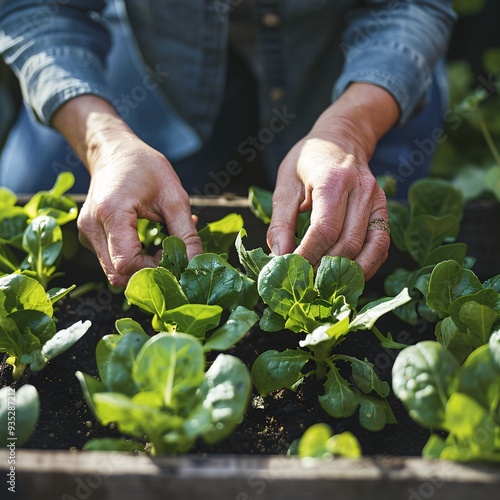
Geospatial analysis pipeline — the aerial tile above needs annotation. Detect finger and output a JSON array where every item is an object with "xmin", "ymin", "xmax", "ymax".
[
  {"xmin": 293, "ymin": 182, "xmax": 348, "ymax": 266},
  {"xmin": 355, "ymin": 210, "xmax": 391, "ymax": 280},
  {"xmin": 267, "ymin": 179, "xmax": 303, "ymax": 256},
  {"xmin": 157, "ymin": 190, "xmax": 203, "ymax": 260},
  {"xmin": 78, "ymin": 205, "xmax": 146, "ymax": 286},
  {"xmin": 103, "ymin": 208, "xmax": 157, "ymax": 286}
]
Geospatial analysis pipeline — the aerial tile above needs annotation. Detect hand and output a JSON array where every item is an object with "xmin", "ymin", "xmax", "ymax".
[
  {"xmin": 53, "ymin": 96, "xmax": 202, "ymax": 287},
  {"xmin": 267, "ymin": 83, "xmax": 399, "ymax": 280}
]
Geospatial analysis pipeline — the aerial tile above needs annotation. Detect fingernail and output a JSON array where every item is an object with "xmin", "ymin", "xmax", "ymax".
[{"xmin": 271, "ymin": 244, "xmax": 280, "ymax": 256}]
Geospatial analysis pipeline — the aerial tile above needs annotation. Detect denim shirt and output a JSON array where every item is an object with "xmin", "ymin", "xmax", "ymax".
[{"xmin": 0, "ymin": 0, "xmax": 456, "ymax": 176}]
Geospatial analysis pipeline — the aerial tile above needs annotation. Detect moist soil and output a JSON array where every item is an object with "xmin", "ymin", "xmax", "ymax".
[{"xmin": 0, "ymin": 245, "xmax": 434, "ymax": 457}]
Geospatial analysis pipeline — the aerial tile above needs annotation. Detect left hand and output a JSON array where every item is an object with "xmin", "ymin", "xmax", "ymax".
[{"xmin": 267, "ymin": 83, "xmax": 399, "ymax": 280}]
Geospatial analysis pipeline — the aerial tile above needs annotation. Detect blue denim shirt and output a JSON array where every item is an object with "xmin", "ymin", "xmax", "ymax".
[{"xmin": 0, "ymin": 0, "xmax": 456, "ymax": 188}]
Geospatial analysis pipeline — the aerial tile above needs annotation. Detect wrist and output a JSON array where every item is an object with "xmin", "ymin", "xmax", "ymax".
[
  {"xmin": 312, "ymin": 83, "xmax": 400, "ymax": 160},
  {"xmin": 52, "ymin": 95, "xmax": 134, "ymax": 174}
]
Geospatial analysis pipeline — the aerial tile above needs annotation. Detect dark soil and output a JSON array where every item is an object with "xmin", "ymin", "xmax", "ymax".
[{"xmin": 0, "ymin": 239, "xmax": 435, "ymax": 457}]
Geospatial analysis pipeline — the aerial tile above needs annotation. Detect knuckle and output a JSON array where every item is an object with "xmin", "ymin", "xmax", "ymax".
[{"xmin": 339, "ymin": 238, "xmax": 364, "ymax": 259}]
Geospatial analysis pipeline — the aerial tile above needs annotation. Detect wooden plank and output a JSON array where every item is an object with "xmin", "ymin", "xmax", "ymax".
[{"xmin": 2, "ymin": 450, "xmax": 500, "ymax": 500}]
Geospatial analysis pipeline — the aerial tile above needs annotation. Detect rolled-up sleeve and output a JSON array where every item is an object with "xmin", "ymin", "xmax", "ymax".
[
  {"xmin": 0, "ymin": 0, "xmax": 112, "ymax": 125},
  {"xmin": 333, "ymin": 0, "xmax": 456, "ymax": 124}
]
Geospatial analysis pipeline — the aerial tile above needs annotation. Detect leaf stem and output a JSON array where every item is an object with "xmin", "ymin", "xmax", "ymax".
[
  {"xmin": 371, "ymin": 325, "xmax": 409, "ymax": 350},
  {"xmin": 476, "ymin": 108, "xmax": 500, "ymax": 168}
]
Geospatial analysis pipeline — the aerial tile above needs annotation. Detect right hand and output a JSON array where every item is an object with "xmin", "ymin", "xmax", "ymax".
[
  {"xmin": 52, "ymin": 95, "xmax": 202, "ymax": 287},
  {"xmin": 77, "ymin": 131, "xmax": 202, "ymax": 287}
]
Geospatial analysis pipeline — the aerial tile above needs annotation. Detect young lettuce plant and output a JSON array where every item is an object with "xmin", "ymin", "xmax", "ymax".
[
  {"xmin": 289, "ymin": 423, "xmax": 362, "ymax": 459},
  {"xmin": 241, "ymin": 243, "xmax": 411, "ymax": 431},
  {"xmin": 0, "ymin": 172, "xmax": 78, "ymax": 286},
  {"xmin": 393, "ymin": 332, "xmax": 500, "ymax": 462},
  {"xmin": 384, "ymin": 178, "xmax": 469, "ymax": 325},
  {"xmin": 424, "ymin": 259, "xmax": 500, "ymax": 362},
  {"xmin": 77, "ymin": 320, "xmax": 251, "ymax": 454},
  {"xmin": 124, "ymin": 235, "xmax": 259, "ymax": 349},
  {"xmin": 0, "ymin": 273, "xmax": 90, "ymax": 379}
]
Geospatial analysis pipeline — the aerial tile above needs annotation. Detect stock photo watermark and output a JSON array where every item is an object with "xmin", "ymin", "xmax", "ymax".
[{"xmin": 5, "ymin": 387, "xmax": 16, "ymax": 494}]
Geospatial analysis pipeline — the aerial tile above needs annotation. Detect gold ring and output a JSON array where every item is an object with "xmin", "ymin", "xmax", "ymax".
[{"xmin": 367, "ymin": 218, "xmax": 390, "ymax": 234}]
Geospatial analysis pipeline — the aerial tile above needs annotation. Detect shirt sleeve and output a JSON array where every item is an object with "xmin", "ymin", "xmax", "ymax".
[
  {"xmin": 0, "ymin": 0, "xmax": 112, "ymax": 125},
  {"xmin": 333, "ymin": 0, "xmax": 457, "ymax": 124}
]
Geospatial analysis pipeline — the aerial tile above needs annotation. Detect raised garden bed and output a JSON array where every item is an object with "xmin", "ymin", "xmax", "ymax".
[{"xmin": 2, "ymin": 187, "xmax": 500, "ymax": 498}]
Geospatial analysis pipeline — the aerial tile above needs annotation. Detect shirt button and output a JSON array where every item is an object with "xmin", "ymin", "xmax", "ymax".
[
  {"xmin": 261, "ymin": 12, "xmax": 282, "ymax": 28},
  {"xmin": 268, "ymin": 87, "xmax": 285, "ymax": 102}
]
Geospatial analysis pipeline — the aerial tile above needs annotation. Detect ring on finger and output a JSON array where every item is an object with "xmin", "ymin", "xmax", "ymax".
[{"xmin": 367, "ymin": 218, "xmax": 390, "ymax": 234}]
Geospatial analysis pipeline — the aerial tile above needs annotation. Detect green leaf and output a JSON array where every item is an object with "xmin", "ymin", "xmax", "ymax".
[
  {"xmin": 445, "ymin": 393, "xmax": 496, "ymax": 451},
  {"xmin": 0, "ymin": 187, "xmax": 17, "ymax": 208},
  {"xmin": 358, "ymin": 394, "xmax": 390, "ymax": 431},
  {"xmin": 0, "ymin": 317, "xmax": 24, "ymax": 361},
  {"xmin": 422, "ymin": 434, "xmax": 447, "ymax": 459},
  {"xmin": 0, "ymin": 385, "xmax": 40, "ymax": 446},
  {"xmin": 297, "ymin": 423, "xmax": 333, "ymax": 458},
  {"xmin": 258, "ymin": 254, "xmax": 316, "ymax": 317},
  {"xmin": 114, "ymin": 318, "xmax": 149, "ymax": 337},
  {"xmin": 349, "ymin": 288, "xmax": 411, "ymax": 331},
  {"xmin": 203, "ymin": 306, "xmax": 259, "ymax": 352},
  {"xmin": 101, "ymin": 331, "xmax": 150, "ymax": 395},
  {"xmin": 158, "ymin": 236, "xmax": 188, "ymax": 280},
  {"xmin": 458, "ymin": 344, "xmax": 500, "ymax": 411},
  {"xmin": 7, "ymin": 310, "xmax": 55, "ymax": 344},
  {"xmin": 0, "ymin": 206, "xmax": 28, "ymax": 244},
  {"xmin": 125, "ymin": 267, "xmax": 188, "ymax": 319},
  {"xmin": 326, "ymin": 431, "xmax": 362, "ymax": 458},
  {"xmin": 409, "ymin": 178, "xmax": 463, "ymax": 220},
  {"xmin": 297, "ymin": 423, "xmax": 361, "ymax": 458},
  {"xmin": 314, "ymin": 256, "xmax": 364, "ymax": 308},
  {"xmin": 92, "ymin": 392, "xmax": 182, "ymax": 440},
  {"xmin": 387, "ymin": 200, "xmax": 410, "ymax": 252},
  {"xmin": 235, "ymin": 229, "xmax": 272, "ymax": 281},
  {"xmin": 180, "ymin": 253, "xmax": 244, "ymax": 310},
  {"xmin": 160, "ymin": 304, "xmax": 223, "ymax": 339},
  {"xmin": 40, "ymin": 320, "xmax": 91, "ymax": 362},
  {"xmin": 251, "ymin": 349, "xmax": 309, "ymax": 396},
  {"xmin": 426, "ymin": 260, "xmax": 483, "ymax": 317},
  {"xmin": 133, "ymin": 333, "xmax": 205, "ymax": 409},
  {"xmin": 483, "ymin": 275, "xmax": 500, "ymax": 293},
  {"xmin": 285, "ymin": 301, "xmax": 323, "ymax": 334},
  {"xmin": 342, "ymin": 356, "xmax": 390, "ymax": 398},
  {"xmin": 248, "ymin": 186, "xmax": 272, "ymax": 224},
  {"xmin": 405, "ymin": 214, "xmax": 460, "ymax": 266},
  {"xmin": 46, "ymin": 285, "xmax": 76, "ymax": 304},
  {"xmin": 259, "ymin": 307, "xmax": 286, "ymax": 332},
  {"xmin": 299, "ymin": 309, "xmax": 351, "ymax": 348},
  {"xmin": 318, "ymin": 366, "xmax": 359, "ymax": 418},
  {"xmin": 0, "ymin": 273, "xmax": 53, "ymax": 317},
  {"xmin": 0, "ymin": 241, "xmax": 19, "ymax": 274},
  {"xmin": 23, "ymin": 172, "xmax": 78, "ymax": 225},
  {"xmin": 198, "ymin": 213, "xmax": 244, "ymax": 254},
  {"xmin": 458, "ymin": 301, "xmax": 499, "ymax": 347},
  {"xmin": 22, "ymin": 215, "xmax": 63, "ymax": 269},
  {"xmin": 435, "ymin": 317, "xmax": 474, "ymax": 363},
  {"xmin": 200, "ymin": 354, "xmax": 252, "ymax": 444},
  {"xmin": 75, "ymin": 371, "xmax": 106, "ymax": 415},
  {"xmin": 422, "ymin": 243, "xmax": 467, "ymax": 268},
  {"xmin": 449, "ymin": 289, "xmax": 500, "ymax": 335},
  {"xmin": 392, "ymin": 341, "xmax": 460, "ymax": 429}
]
